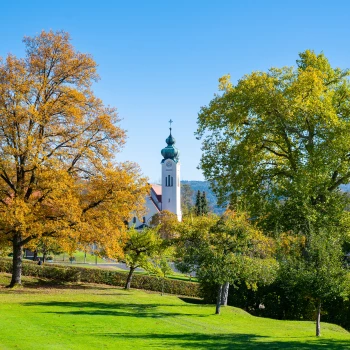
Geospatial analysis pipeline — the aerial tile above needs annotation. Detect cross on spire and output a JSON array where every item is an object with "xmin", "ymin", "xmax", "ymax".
[{"xmin": 169, "ymin": 119, "xmax": 173, "ymax": 128}]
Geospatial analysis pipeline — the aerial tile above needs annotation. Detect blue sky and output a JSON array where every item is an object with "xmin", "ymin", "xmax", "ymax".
[{"xmin": 1, "ymin": 0, "xmax": 350, "ymax": 181}]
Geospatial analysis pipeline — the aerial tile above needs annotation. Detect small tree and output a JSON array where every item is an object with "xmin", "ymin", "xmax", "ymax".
[
  {"xmin": 175, "ymin": 211, "xmax": 277, "ymax": 314},
  {"xmin": 279, "ymin": 229, "xmax": 349, "ymax": 337},
  {"xmin": 149, "ymin": 211, "xmax": 178, "ymax": 239},
  {"xmin": 152, "ymin": 245, "xmax": 174, "ymax": 295},
  {"xmin": 123, "ymin": 227, "xmax": 162, "ymax": 289}
]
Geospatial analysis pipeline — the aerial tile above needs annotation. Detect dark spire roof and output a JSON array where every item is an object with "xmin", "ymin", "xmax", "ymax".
[{"xmin": 161, "ymin": 121, "xmax": 180, "ymax": 163}]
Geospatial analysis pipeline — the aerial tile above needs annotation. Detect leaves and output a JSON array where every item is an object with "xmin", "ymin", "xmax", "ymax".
[
  {"xmin": 0, "ymin": 31, "xmax": 149, "ymax": 262},
  {"xmin": 196, "ymin": 50, "xmax": 350, "ymax": 233}
]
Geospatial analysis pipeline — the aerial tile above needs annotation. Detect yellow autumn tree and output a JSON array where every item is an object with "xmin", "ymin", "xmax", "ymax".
[{"xmin": 0, "ymin": 30, "xmax": 149, "ymax": 287}]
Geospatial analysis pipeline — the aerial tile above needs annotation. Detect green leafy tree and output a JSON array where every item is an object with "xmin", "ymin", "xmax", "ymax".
[
  {"xmin": 149, "ymin": 210, "xmax": 178, "ymax": 239},
  {"xmin": 278, "ymin": 229, "xmax": 349, "ymax": 337},
  {"xmin": 196, "ymin": 50, "xmax": 350, "ymax": 233},
  {"xmin": 152, "ymin": 245, "xmax": 175, "ymax": 295},
  {"xmin": 175, "ymin": 211, "xmax": 277, "ymax": 314},
  {"xmin": 123, "ymin": 227, "xmax": 162, "ymax": 289}
]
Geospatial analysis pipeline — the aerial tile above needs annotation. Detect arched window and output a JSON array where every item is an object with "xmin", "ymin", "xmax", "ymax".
[{"xmin": 165, "ymin": 175, "xmax": 174, "ymax": 187}]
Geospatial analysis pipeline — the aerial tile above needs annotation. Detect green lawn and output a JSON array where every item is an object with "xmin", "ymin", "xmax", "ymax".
[{"xmin": 0, "ymin": 273, "xmax": 349, "ymax": 350}]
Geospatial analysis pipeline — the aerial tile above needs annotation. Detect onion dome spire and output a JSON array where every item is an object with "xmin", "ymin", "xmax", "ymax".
[{"xmin": 161, "ymin": 119, "xmax": 180, "ymax": 162}]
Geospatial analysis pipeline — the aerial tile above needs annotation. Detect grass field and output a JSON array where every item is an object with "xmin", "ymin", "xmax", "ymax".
[{"xmin": 0, "ymin": 273, "xmax": 349, "ymax": 350}]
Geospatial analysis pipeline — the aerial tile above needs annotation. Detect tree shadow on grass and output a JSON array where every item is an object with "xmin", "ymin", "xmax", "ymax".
[
  {"xmin": 97, "ymin": 332, "xmax": 350, "ymax": 350},
  {"xmin": 0, "ymin": 275, "xmax": 126, "ymax": 293},
  {"xmin": 179, "ymin": 297, "xmax": 206, "ymax": 304},
  {"xmin": 22, "ymin": 300, "xmax": 205, "ymax": 318}
]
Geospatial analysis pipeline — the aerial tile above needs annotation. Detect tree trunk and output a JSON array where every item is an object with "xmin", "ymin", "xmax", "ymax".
[
  {"xmin": 316, "ymin": 300, "xmax": 321, "ymax": 337},
  {"xmin": 216, "ymin": 284, "xmax": 223, "ymax": 314},
  {"xmin": 221, "ymin": 282, "xmax": 230, "ymax": 306},
  {"xmin": 125, "ymin": 267, "xmax": 136, "ymax": 290},
  {"xmin": 84, "ymin": 251, "xmax": 86, "ymax": 264},
  {"xmin": 9, "ymin": 234, "xmax": 23, "ymax": 287}
]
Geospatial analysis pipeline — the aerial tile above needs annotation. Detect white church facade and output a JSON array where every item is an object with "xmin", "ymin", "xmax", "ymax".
[{"xmin": 131, "ymin": 122, "xmax": 182, "ymax": 229}]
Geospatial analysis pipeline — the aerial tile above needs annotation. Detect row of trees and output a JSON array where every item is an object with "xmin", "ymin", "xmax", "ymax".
[
  {"xmin": 195, "ymin": 50, "xmax": 350, "ymax": 336},
  {"xmin": 181, "ymin": 183, "xmax": 209, "ymax": 216}
]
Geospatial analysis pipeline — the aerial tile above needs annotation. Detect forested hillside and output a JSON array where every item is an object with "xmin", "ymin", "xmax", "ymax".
[{"xmin": 181, "ymin": 180, "xmax": 225, "ymax": 214}]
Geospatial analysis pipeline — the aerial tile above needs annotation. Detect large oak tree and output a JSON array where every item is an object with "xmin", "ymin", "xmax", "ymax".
[
  {"xmin": 196, "ymin": 51, "xmax": 350, "ymax": 233},
  {"xmin": 0, "ymin": 31, "xmax": 149, "ymax": 287}
]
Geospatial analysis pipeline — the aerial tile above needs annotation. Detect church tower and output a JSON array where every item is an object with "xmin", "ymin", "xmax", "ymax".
[{"xmin": 161, "ymin": 120, "xmax": 182, "ymax": 221}]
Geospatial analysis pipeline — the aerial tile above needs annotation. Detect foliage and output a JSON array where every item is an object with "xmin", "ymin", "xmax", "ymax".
[
  {"xmin": 199, "ymin": 230, "xmax": 350, "ymax": 332},
  {"xmin": 194, "ymin": 190, "xmax": 210, "ymax": 216},
  {"xmin": 124, "ymin": 227, "xmax": 161, "ymax": 270},
  {"xmin": 196, "ymin": 50, "xmax": 350, "ymax": 233},
  {"xmin": 123, "ymin": 226, "xmax": 173, "ymax": 289},
  {"xmin": 181, "ymin": 180, "xmax": 225, "ymax": 215},
  {"xmin": 277, "ymin": 229, "xmax": 350, "ymax": 336},
  {"xmin": 175, "ymin": 211, "xmax": 278, "ymax": 313},
  {"xmin": 195, "ymin": 190, "xmax": 202, "ymax": 216},
  {"xmin": 0, "ymin": 30, "xmax": 149, "ymax": 286},
  {"xmin": 181, "ymin": 183, "xmax": 194, "ymax": 216},
  {"xmin": 149, "ymin": 210, "xmax": 178, "ymax": 239}
]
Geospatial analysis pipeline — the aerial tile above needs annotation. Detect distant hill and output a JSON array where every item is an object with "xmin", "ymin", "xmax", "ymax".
[
  {"xmin": 181, "ymin": 182, "xmax": 350, "ymax": 215},
  {"xmin": 181, "ymin": 180, "xmax": 226, "ymax": 215}
]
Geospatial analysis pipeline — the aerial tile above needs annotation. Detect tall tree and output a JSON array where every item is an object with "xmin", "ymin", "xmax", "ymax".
[
  {"xmin": 201, "ymin": 191, "xmax": 209, "ymax": 215},
  {"xmin": 181, "ymin": 183, "xmax": 194, "ymax": 216},
  {"xmin": 195, "ymin": 190, "xmax": 202, "ymax": 216},
  {"xmin": 196, "ymin": 50, "xmax": 350, "ymax": 233},
  {"xmin": 0, "ymin": 31, "xmax": 149, "ymax": 287}
]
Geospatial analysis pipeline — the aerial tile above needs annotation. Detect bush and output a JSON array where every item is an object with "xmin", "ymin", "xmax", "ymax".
[
  {"xmin": 0, "ymin": 258, "xmax": 200, "ymax": 297},
  {"xmin": 199, "ymin": 277, "xmax": 350, "ymax": 331}
]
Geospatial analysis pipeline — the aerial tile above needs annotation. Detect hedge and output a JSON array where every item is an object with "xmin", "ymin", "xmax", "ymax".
[{"xmin": 0, "ymin": 258, "xmax": 200, "ymax": 297}]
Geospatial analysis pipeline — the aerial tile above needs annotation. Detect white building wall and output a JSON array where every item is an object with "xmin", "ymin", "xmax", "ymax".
[
  {"xmin": 161, "ymin": 159, "xmax": 182, "ymax": 221},
  {"xmin": 130, "ymin": 196, "xmax": 160, "ymax": 228}
]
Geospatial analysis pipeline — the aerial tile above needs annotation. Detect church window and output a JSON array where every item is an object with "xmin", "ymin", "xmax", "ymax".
[
  {"xmin": 143, "ymin": 217, "xmax": 146, "ymax": 223},
  {"xmin": 165, "ymin": 175, "xmax": 173, "ymax": 187},
  {"xmin": 133, "ymin": 217, "xmax": 136, "ymax": 224}
]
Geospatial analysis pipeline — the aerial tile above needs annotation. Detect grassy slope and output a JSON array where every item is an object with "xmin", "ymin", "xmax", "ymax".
[{"xmin": 0, "ymin": 273, "xmax": 349, "ymax": 350}]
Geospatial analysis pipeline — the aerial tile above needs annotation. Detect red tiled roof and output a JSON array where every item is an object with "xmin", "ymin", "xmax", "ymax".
[
  {"xmin": 150, "ymin": 184, "xmax": 162, "ymax": 195},
  {"xmin": 150, "ymin": 184, "xmax": 162, "ymax": 204}
]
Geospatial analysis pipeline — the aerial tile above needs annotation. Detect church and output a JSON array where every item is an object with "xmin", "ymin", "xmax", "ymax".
[{"xmin": 131, "ymin": 121, "xmax": 182, "ymax": 229}]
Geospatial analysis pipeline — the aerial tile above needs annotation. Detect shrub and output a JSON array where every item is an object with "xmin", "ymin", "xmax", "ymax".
[
  {"xmin": 0, "ymin": 258, "xmax": 200, "ymax": 297},
  {"xmin": 199, "ymin": 276, "xmax": 350, "ymax": 331}
]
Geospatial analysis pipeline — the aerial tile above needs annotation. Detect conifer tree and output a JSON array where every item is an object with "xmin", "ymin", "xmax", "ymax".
[
  {"xmin": 201, "ymin": 191, "xmax": 209, "ymax": 215},
  {"xmin": 195, "ymin": 190, "xmax": 202, "ymax": 216}
]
